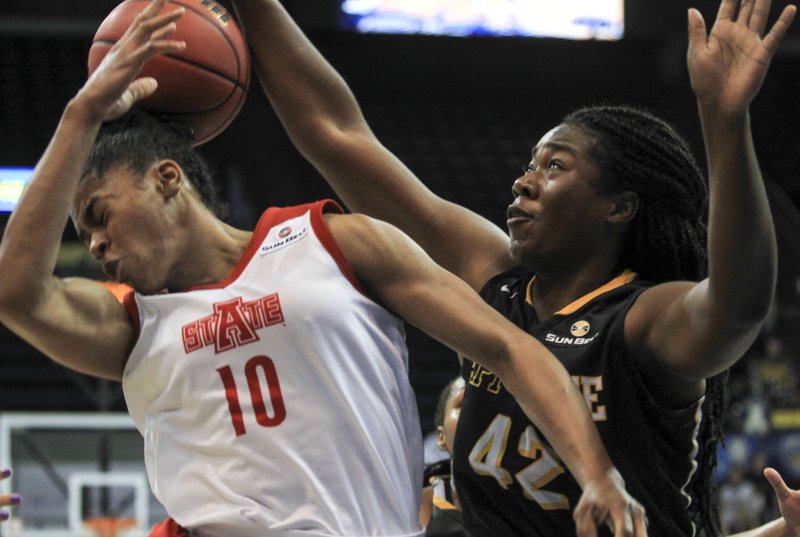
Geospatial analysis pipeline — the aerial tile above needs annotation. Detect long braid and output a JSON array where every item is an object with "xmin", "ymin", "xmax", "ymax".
[{"xmin": 563, "ymin": 105, "xmax": 726, "ymax": 536}]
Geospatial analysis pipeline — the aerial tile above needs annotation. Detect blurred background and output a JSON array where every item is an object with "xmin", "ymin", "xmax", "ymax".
[{"xmin": 2, "ymin": 0, "xmax": 800, "ymax": 534}]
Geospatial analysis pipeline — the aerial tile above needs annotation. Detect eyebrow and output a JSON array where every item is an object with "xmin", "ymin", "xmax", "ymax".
[{"xmin": 532, "ymin": 141, "xmax": 578, "ymax": 159}]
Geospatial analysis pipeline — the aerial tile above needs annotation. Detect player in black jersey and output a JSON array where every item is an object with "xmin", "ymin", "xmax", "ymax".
[
  {"xmin": 421, "ymin": 377, "xmax": 467, "ymax": 537},
  {"xmin": 236, "ymin": 0, "xmax": 793, "ymax": 534}
]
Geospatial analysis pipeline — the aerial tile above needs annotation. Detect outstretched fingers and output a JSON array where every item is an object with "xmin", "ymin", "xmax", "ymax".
[
  {"xmin": 87, "ymin": 0, "xmax": 186, "ymax": 120},
  {"xmin": 123, "ymin": 4, "xmax": 186, "ymax": 59},
  {"xmin": 762, "ymin": 4, "xmax": 797, "ymax": 53},
  {"xmin": 717, "ymin": 0, "xmax": 741, "ymax": 23},
  {"xmin": 737, "ymin": 0, "xmax": 758, "ymax": 26},
  {"xmin": 688, "ymin": 8, "xmax": 709, "ymax": 51},
  {"xmin": 747, "ymin": 0, "xmax": 773, "ymax": 34}
]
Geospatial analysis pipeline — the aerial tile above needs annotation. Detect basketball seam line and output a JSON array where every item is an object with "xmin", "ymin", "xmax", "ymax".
[{"xmin": 92, "ymin": 40, "xmax": 247, "ymax": 90}]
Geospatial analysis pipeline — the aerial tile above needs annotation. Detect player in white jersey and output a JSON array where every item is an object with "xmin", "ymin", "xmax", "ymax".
[{"xmin": 0, "ymin": 1, "xmax": 646, "ymax": 535}]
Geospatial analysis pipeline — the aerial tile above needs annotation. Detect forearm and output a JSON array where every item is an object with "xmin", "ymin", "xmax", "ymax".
[
  {"xmin": 698, "ymin": 104, "xmax": 777, "ymax": 324},
  {"xmin": 499, "ymin": 335, "xmax": 614, "ymax": 488},
  {"xmin": 730, "ymin": 518, "xmax": 793, "ymax": 537},
  {"xmin": 232, "ymin": 0, "xmax": 366, "ymax": 147},
  {"xmin": 0, "ymin": 100, "xmax": 101, "ymax": 308}
]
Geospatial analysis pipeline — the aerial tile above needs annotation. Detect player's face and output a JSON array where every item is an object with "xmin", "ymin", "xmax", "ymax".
[
  {"xmin": 507, "ymin": 124, "xmax": 614, "ymax": 271},
  {"xmin": 72, "ymin": 164, "xmax": 181, "ymax": 295}
]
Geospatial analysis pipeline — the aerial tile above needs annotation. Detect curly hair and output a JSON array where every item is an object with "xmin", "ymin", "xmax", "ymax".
[
  {"xmin": 82, "ymin": 109, "xmax": 229, "ymax": 219},
  {"xmin": 562, "ymin": 105, "xmax": 726, "ymax": 536}
]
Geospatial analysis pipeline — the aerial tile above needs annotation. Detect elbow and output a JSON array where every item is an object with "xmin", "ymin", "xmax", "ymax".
[
  {"xmin": 481, "ymin": 332, "xmax": 533, "ymax": 387},
  {"xmin": 722, "ymin": 287, "xmax": 775, "ymax": 329}
]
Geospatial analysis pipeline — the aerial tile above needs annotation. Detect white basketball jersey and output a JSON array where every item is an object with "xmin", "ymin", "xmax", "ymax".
[{"xmin": 122, "ymin": 201, "xmax": 424, "ymax": 537}]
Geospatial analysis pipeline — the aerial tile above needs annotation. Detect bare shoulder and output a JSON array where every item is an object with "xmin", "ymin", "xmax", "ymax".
[
  {"xmin": 625, "ymin": 281, "xmax": 697, "ymax": 333},
  {"xmin": 322, "ymin": 212, "xmax": 513, "ymax": 292},
  {"xmin": 322, "ymin": 212, "xmax": 424, "ymax": 274}
]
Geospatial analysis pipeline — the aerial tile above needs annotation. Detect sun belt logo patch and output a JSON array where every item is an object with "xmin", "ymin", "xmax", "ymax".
[
  {"xmin": 571, "ymin": 320, "xmax": 590, "ymax": 337},
  {"xmin": 259, "ymin": 217, "xmax": 310, "ymax": 256}
]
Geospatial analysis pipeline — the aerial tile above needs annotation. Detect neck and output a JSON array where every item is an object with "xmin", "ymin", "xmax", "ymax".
[
  {"xmin": 168, "ymin": 207, "xmax": 253, "ymax": 291},
  {"xmin": 528, "ymin": 257, "xmax": 621, "ymax": 321}
]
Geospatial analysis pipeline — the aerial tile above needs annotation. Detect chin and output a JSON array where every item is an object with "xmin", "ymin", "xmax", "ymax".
[{"xmin": 508, "ymin": 242, "xmax": 530, "ymax": 266}]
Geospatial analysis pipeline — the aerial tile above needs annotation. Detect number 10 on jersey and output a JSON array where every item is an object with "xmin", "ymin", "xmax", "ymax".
[{"xmin": 217, "ymin": 355, "xmax": 287, "ymax": 436}]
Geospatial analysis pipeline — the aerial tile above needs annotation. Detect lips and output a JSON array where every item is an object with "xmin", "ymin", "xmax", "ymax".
[{"xmin": 507, "ymin": 205, "xmax": 534, "ymax": 224}]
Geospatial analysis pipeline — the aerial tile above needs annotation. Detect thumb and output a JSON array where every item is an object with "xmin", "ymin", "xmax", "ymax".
[
  {"xmin": 765, "ymin": 467, "xmax": 791, "ymax": 501},
  {"xmin": 687, "ymin": 8, "xmax": 708, "ymax": 51},
  {"xmin": 128, "ymin": 77, "xmax": 158, "ymax": 103},
  {"xmin": 103, "ymin": 78, "xmax": 158, "ymax": 122}
]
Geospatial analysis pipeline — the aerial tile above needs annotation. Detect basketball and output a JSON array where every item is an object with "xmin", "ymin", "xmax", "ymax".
[{"xmin": 88, "ymin": 0, "xmax": 250, "ymax": 145}]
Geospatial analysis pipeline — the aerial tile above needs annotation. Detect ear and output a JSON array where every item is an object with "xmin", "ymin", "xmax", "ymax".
[
  {"xmin": 435, "ymin": 426, "xmax": 447, "ymax": 452},
  {"xmin": 154, "ymin": 160, "xmax": 185, "ymax": 199},
  {"xmin": 607, "ymin": 191, "xmax": 639, "ymax": 224}
]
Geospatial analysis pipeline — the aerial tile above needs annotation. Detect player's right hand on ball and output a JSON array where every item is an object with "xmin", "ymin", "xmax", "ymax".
[
  {"xmin": 573, "ymin": 468, "xmax": 648, "ymax": 537},
  {"xmin": 75, "ymin": 0, "xmax": 186, "ymax": 122}
]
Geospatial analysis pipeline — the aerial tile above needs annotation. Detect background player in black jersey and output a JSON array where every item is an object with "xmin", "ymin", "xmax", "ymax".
[
  {"xmin": 233, "ymin": 0, "xmax": 794, "ymax": 534},
  {"xmin": 421, "ymin": 377, "xmax": 466, "ymax": 537}
]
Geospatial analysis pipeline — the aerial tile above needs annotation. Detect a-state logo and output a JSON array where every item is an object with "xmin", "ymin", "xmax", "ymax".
[{"xmin": 182, "ymin": 293, "xmax": 284, "ymax": 354}]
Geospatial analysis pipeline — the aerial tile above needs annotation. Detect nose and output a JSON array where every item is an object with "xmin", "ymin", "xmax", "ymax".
[
  {"xmin": 88, "ymin": 232, "xmax": 109, "ymax": 260},
  {"xmin": 512, "ymin": 171, "xmax": 540, "ymax": 199}
]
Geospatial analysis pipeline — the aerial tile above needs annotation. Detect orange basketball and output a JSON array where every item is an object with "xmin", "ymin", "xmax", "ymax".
[{"xmin": 88, "ymin": 0, "xmax": 250, "ymax": 145}]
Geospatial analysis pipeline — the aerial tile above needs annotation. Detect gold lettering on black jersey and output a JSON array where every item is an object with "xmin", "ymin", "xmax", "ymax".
[
  {"xmin": 570, "ymin": 375, "xmax": 607, "ymax": 421},
  {"xmin": 469, "ymin": 363, "xmax": 503, "ymax": 394}
]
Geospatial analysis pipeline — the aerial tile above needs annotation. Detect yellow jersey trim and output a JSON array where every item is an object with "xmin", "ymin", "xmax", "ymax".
[
  {"xmin": 525, "ymin": 270, "xmax": 638, "ymax": 316},
  {"xmin": 432, "ymin": 495, "xmax": 458, "ymax": 511}
]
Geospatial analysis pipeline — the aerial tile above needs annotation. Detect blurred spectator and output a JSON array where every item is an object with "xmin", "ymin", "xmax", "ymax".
[
  {"xmin": 746, "ymin": 452, "xmax": 781, "ymax": 524},
  {"xmin": 749, "ymin": 336, "xmax": 799, "ymax": 410},
  {"xmin": 721, "ymin": 465, "xmax": 766, "ymax": 533}
]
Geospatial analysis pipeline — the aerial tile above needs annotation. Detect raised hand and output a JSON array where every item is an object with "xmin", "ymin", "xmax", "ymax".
[
  {"xmin": 765, "ymin": 467, "xmax": 800, "ymax": 536},
  {"xmin": 75, "ymin": 0, "xmax": 186, "ymax": 122},
  {"xmin": 687, "ymin": 0, "xmax": 796, "ymax": 113},
  {"xmin": 573, "ymin": 468, "xmax": 648, "ymax": 537}
]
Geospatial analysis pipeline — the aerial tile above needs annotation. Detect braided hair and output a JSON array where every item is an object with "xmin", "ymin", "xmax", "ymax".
[
  {"xmin": 82, "ymin": 109, "xmax": 229, "ymax": 219},
  {"xmin": 562, "ymin": 105, "xmax": 726, "ymax": 536}
]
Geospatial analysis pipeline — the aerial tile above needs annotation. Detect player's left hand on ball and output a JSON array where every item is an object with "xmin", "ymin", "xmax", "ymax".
[
  {"xmin": 573, "ymin": 468, "xmax": 648, "ymax": 537},
  {"xmin": 76, "ymin": 0, "xmax": 187, "ymax": 122}
]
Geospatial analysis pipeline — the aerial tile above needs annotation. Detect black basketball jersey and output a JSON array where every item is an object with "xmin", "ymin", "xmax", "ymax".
[{"xmin": 453, "ymin": 268, "xmax": 705, "ymax": 537}]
